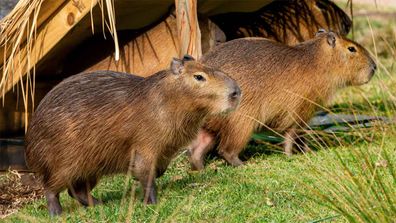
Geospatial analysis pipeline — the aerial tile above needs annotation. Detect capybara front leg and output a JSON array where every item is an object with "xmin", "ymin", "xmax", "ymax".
[
  {"xmin": 135, "ymin": 159, "xmax": 157, "ymax": 204},
  {"xmin": 45, "ymin": 190, "xmax": 62, "ymax": 216},
  {"xmin": 218, "ymin": 119, "xmax": 254, "ymax": 167},
  {"xmin": 283, "ymin": 129, "xmax": 297, "ymax": 156},
  {"xmin": 68, "ymin": 178, "xmax": 101, "ymax": 207},
  {"xmin": 187, "ymin": 128, "xmax": 216, "ymax": 171}
]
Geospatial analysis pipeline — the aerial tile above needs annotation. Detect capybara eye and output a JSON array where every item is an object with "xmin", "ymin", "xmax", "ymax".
[
  {"xmin": 348, "ymin": 46, "xmax": 357, "ymax": 53},
  {"xmin": 194, "ymin": 74, "xmax": 206, "ymax": 82}
]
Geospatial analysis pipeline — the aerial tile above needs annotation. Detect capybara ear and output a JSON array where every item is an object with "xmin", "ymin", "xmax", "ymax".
[
  {"xmin": 182, "ymin": 54, "xmax": 195, "ymax": 62},
  {"xmin": 315, "ymin": 28, "xmax": 327, "ymax": 37},
  {"xmin": 326, "ymin": 31, "xmax": 336, "ymax": 48},
  {"xmin": 171, "ymin": 58, "xmax": 185, "ymax": 75}
]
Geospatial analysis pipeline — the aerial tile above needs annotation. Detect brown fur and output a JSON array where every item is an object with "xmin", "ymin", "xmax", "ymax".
[
  {"xmin": 25, "ymin": 57, "xmax": 241, "ymax": 215},
  {"xmin": 210, "ymin": 0, "xmax": 352, "ymax": 45},
  {"xmin": 188, "ymin": 31, "xmax": 376, "ymax": 170}
]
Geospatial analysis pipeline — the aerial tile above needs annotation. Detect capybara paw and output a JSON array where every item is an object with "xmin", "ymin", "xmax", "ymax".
[
  {"xmin": 85, "ymin": 197, "xmax": 102, "ymax": 207},
  {"xmin": 229, "ymin": 158, "xmax": 244, "ymax": 167},
  {"xmin": 302, "ymin": 145, "xmax": 313, "ymax": 153},
  {"xmin": 188, "ymin": 156, "xmax": 205, "ymax": 171},
  {"xmin": 190, "ymin": 162, "xmax": 204, "ymax": 171},
  {"xmin": 223, "ymin": 155, "xmax": 244, "ymax": 167},
  {"xmin": 48, "ymin": 205, "xmax": 62, "ymax": 216},
  {"xmin": 143, "ymin": 188, "xmax": 157, "ymax": 205},
  {"xmin": 143, "ymin": 196, "xmax": 157, "ymax": 205},
  {"xmin": 284, "ymin": 150, "xmax": 293, "ymax": 157},
  {"xmin": 67, "ymin": 189, "xmax": 102, "ymax": 207}
]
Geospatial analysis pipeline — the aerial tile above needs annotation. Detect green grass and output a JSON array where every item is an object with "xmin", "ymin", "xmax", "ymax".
[
  {"xmin": 5, "ymin": 2, "xmax": 396, "ymax": 223},
  {"xmin": 6, "ymin": 134, "xmax": 395, "ymax": 222}
]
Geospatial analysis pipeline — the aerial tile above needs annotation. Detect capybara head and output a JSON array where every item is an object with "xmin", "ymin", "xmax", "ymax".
[
  {"xmin": 168, "ymin": 55, "xmax": 241, "ymax": 114},
  {"xmin": 315, "ymin": 29, "xmax": 377, "ymax": 86}
]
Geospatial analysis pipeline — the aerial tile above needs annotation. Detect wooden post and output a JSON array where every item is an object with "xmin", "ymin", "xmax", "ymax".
[{"xmin": 175, "ymin": 0, "xmax": 202, "ymax": 59}]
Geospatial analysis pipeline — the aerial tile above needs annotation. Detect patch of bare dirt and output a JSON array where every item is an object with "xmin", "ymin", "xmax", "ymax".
[{"xmin": 0, "ymin": 171, "xmax": 43, "ymax": 219}]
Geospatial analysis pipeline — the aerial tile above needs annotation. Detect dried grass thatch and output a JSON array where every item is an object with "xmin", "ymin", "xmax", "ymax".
[
  {"xmin": 0, "ymin": 0, "xmax": 44, "ymax": 130},
  {"xmin": 0, "ymin": 0, "xmax": 119, "ymax": 131}
]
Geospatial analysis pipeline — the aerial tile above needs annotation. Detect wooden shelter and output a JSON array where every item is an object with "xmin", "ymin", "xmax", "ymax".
[{"xmin": 0, "ymin": 0, "xmax": 351, "ymax": 139}]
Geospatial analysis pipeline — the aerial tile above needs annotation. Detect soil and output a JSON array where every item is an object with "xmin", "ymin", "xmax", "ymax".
[{"xmin": 0, "ymin": 171, "xmax": 43, "ymax": 219}]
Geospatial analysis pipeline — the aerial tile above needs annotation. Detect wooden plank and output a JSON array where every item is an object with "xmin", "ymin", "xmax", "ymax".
[
  {"xmin": 0, "ymin": 138, "xmax": 27, "ymax": 171},
  {"xmin": 0, "ymin": 0, "xmax": 68, "ymax": 70},
  {"xmin": 0, "ymin": 0, "xmax": 99, "ymax": 96},
  {"xmin": 175, "ymin": 0, "xmax": 202, "ymax": 59}
]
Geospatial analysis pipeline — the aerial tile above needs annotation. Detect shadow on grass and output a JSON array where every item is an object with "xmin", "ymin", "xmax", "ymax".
[
  {"xmin": 329, "ymin": 99, "xmax": 396, "ymax": 115},
  {"xmin": 207, "ymin": 126, "xmax": 383, "ymax": 165}
]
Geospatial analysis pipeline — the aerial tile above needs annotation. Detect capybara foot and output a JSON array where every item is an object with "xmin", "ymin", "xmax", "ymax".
[
  {"xmin": 303, "ymin": 145, "xmax": 313, "ymax": 153},
  {"xmin": 283, "ymin": 144, "xmax": 293, "ymax": 157},
  {"xmin": 283, "ymin": 129, "xmax": 297, "ymax": 156},
  {"xmin": 187, "ymin": 150, "xmax": 205, "ymax": 171},
  {"xmin": 45, "ymin": 191, "xmax": 62, "ymax": 216},
  {"xmin": 143, "ymin": 187, "xmax": 157, "ymax": 204},
  {"xmin": 285, "ymin": 151, "xmax": 293, "ymax": 156},
  {"xmin": 67, "ymin": 189, "xmax": 102, "ymax": 207},
  {"xmin": 301, "ymin": 144, "xmax": 313, "ymax": 154},
  {"xmin": 228, "ymin": 157, "xmax": 244, "ymax": 167},
  {"xmin": 221, "ymin": 152, "xmax": 244, "ymax": 167}
]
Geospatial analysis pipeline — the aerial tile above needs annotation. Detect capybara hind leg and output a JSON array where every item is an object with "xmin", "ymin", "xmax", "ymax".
[
  {"xmin": 45, "ymin": 190, "xmax": 62, "ymax": 216},
  {"xmin": 294, "ymin": 133, "xmax": 312, "ymax": 154},
  {"xmin": 68, "ymin": 178, "xmax": 101, "ymax": 207},
  {"xmin": 187, "ymin": 129, "xmax": 215, "ymax": 171},
  {"xmin": 218, "ymin": 119, "xmax": 254, "ymax": 167},
  {"xmin": 283, "ymin": 128, "xmax": 312, "ymax": 156}
]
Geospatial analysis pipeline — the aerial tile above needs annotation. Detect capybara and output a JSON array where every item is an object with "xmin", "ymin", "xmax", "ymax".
[
  {"xmin": 210, "ymin": 0, "xmax": 352, "ymax": 45},
  {"xmin": 188, "ymin": 30, "xmax": 376, "ymax": 170},
  {"xmin": 25, "ymin": 56, "xmax": 241, "ymax": 216}
]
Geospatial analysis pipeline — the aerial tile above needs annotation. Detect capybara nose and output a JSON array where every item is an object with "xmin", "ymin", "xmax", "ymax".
[
  {"xmin": 229, "ymin": 85, "xmax": 241, "ymax": 100},
  {"xmin": 369, "ymin": 62, "xmax": 377, "ymax": 78},
  {"xmin": 372, "ymin": 63, "xmax": 377, "ymax": 71}
]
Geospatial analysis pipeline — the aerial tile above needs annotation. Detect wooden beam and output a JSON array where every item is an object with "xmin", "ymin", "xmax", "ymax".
[
  {"xmin": 175, "ymin": 0, "xmax": 202, "ymax": 59},
  {"xmin": 0, "ymin": 0, "xmax": 68, "ymax": 69},
  {"xmin": 0, "ymin": 0, "xmax": 99, "ymax": 96}
]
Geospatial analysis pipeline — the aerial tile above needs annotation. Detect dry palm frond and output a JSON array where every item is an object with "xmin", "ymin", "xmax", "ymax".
[
  {"xmin": 0, "ymin": 0, "xmax": 45, "ymax": 131},
  {"xmin": 97, "ymin": 0, "xmax": 119, "ymax": 61}
]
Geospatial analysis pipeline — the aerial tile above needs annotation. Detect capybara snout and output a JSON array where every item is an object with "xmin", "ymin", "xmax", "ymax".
[
  {"xmin": 316, "ymin": 30, "xmax": 377, "ymax": 85},
  {"xmin": 229, "ymin": 84, "xmax": 241, "ymax": 101},
  {"xmin": 227, "ymin": 82, "xmax": 242, "ymax": 112},
  {"xmin": 177, "ymin": 58, "xmax": 242, "ymax": 114},
  {"xmin": 219, "ymin": 72, "xmax": 242, "ymax": 113}
]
